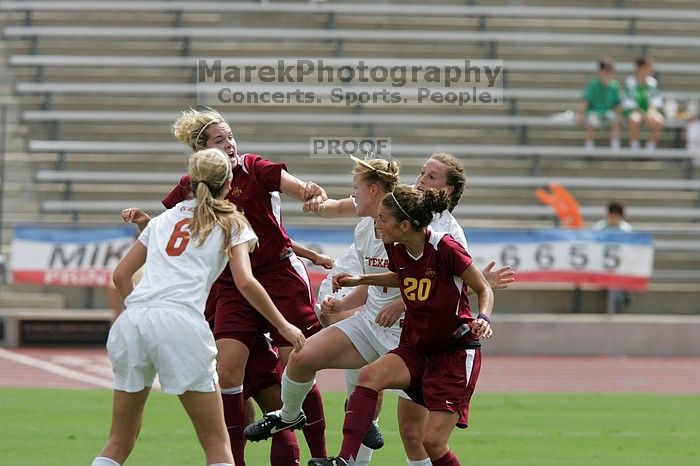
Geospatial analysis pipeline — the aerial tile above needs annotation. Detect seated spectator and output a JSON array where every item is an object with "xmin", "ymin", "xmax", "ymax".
[
  {"xmin": 578, "ymin": 57, "xmax": 622, "ymax": 151},
  {"xmin": 593, "ymin": 200, "xmax": 633, "ymax": 313},
  {"xmin": 686, "ymin": 100, "xmax": 700, "ymax": 167},
  {"xmin": 623, "ymin": 57, "xmax": 665, "ymax": 152},
  {"xmin": 593, "ymin": 200, "xmax": 633, "ymax": 232}
]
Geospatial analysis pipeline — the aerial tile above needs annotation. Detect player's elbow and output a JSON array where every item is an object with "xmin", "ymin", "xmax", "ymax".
[
  {"xmin": 233, "ymin": 273, "xmax": 255, "ymax": 293},
  {"xmin": 112, "ymin": 266, "xmax": 131, "ymax": 290}
]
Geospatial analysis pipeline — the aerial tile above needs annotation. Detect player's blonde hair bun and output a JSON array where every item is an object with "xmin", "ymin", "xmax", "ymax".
[{"xmin": 173, "ymin": 107, "xmax": 225, "ymax": 150}]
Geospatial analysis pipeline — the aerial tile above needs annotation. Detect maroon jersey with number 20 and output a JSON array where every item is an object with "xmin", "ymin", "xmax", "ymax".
[{"xmin": 385, "ymin": 228, "xmax": 478, "ymax": 353}]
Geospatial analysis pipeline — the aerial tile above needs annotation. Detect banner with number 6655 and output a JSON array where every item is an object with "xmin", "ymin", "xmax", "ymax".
[{"xmin": 466, "ymin": 229, "xmax": 654, "ymax": 291}]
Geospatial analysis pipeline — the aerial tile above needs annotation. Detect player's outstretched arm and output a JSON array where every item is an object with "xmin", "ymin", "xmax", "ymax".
[
  {"xmin": 304, "ymin": 196, "xmax": 357, "ymax": 218},
  {"xmin": 332, "ymin": 271, "xmax": 399, "ymax": 292},
  {"xmin": 466, "ymin": 260, "xmax": 515, "ymax": 296},
  {"xmin": 290, "ymin": 240, "xmax": 333, "ymax": 269},
  {"xmin": 228, "ymin": 243, "xmax": 305, "ymax": 351},
  {"xmin": 460, "ymin": 263, "xmax": 494, "ymax": 339},
  {"xmin": 279, "ymin": 170, "xmax": 328, "ymax": 202}
]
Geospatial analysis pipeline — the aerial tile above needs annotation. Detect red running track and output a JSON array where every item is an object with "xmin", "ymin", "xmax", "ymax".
[{"xmin": 1, "ymin": 347, "xmax": 699, "ymax": 393}]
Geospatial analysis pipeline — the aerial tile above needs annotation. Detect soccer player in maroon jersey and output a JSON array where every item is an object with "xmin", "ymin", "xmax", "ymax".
[
  {"xmin": 309, "ymin": 185, "xmax": 494, "ymax": 466},
  {"xmin": 304, "ymin": 152, "xmax": 512, "ymax": 466},
  {"xmin": 127, "ymin": 106, "xmax": 330, "ymax": 465}
]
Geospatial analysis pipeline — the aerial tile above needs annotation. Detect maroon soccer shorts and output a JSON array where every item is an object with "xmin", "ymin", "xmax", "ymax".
[
  {"xmin": 390, "ymin": 344, "xmax": 482, "ymax": 428},
  {"xmin": 213, "ymin": 255, "xmax": 322, "ymax": 348}
]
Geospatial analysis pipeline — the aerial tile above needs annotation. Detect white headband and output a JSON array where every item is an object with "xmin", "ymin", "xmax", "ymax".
[
  {"xmin": 195, "ymin": 120, "xmax": 217, "ymax": 148},
  {"xmin": 390, "ymin": 191, "xmax": 417, "ymax": 226}
]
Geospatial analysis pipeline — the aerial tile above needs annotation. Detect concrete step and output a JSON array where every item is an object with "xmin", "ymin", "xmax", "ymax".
[
  {"xmin": 0, "ymin": 288, "xmax": 66, "ymax": 309},
  {"xmin": 494, "ymin": 283, "xmax": 700, "ymax": 314}
]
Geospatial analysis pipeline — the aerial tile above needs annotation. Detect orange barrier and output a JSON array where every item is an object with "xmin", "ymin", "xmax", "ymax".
[{"xmin": 535, "ymin": 183, "xmax": 584, "ymax": 228}]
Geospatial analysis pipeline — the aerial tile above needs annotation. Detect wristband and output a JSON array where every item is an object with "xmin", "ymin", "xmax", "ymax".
[{"xmin": 477, "ymin": 313, "xmax": 491, "ymax": 324}]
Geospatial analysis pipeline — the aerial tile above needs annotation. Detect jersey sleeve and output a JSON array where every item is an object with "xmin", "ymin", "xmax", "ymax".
[
  {"xmin": 315, "ymin": 243, "xmax": 363, "ymax": 310},
  {"xmin": 441, "ymin": 234, "xmax": 473, "ymax": 277},
  {"xmin": 137, "ymin": 220, "xmax": 153, "ymax": 247},
  {"xmin": 229, "ymin": 223, "xmax": 259, "ymax": 249},
  {"xmin": 338, "ymin": 242, "xmax": 363, "ymax": 276},
  {"xmin": 245, "ymin": 154, "xmax": 287, "ymax": 193},
  {"xmin": 162, "ymin": 175, "xmax": 191, "ymax": 208},
  {"xmin": 446, "ymin": 216, "xmax": 469, "ymax": 252}
]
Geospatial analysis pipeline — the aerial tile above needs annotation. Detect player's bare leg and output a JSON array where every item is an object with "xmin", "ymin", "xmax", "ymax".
[
  {"xmin": 179, "ymin": 386, "xmax": 234, "ymax": 465},
  {"xmin": 95, "ymin": 388, "xmax": 150, "ymax": 464},
  {"xmin": 398, "ymin": 397, "xmax": 430, "ymax": 462},
  {"xmin": 423, "ymin": 410, "xmax": 461, "ymax": 466}
]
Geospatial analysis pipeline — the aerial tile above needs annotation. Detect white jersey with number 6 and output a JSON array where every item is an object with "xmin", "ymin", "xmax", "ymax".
[{"xmin": 125, "ymin": 199, "xmax": 258, "ymax": 315}]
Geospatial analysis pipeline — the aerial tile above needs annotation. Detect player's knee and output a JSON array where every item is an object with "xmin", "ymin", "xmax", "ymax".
[
  {"xmin": 650, "ymin": 118, "xmax": 664, "ymax": 129},
  {"xmin": 287, "ymin": 346, "xmax": 319, "ymax": 374},
  {"xmin": 398, "ymin": 418, "xmax": 423, "ymax": 446},
  {"xmin": 357, "ymin": 364, "xmax": 383, "ymax": 390},
  {"xmin": 422, "ymin": 432, "xmax": 448, "ymax": 458},
  {"xmin": 216, "ymin": 365, "xmax": 243, "ymax": 388}
]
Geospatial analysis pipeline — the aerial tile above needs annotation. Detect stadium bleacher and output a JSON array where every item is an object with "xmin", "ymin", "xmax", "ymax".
[{"xmin": 0, "ymin": 0, "xmax": 698, "ymax": 312}]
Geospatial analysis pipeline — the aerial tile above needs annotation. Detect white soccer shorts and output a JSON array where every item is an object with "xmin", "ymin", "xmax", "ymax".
[{"xmin": 107, "ymin": 305, "xmax": 218, "ymax": 395}]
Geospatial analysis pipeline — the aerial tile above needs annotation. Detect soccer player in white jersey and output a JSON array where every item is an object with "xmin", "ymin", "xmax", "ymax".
[
  {"xmin": 91, "ymin": 149, "xmax": 304, "ymax": 466},
  {"xmin": 302, "ymin": 152, "xmax": 513, "ymax": 466},
  {"xmin": 245, "ymin": 157, "xmax": 401, "ymax": 464}
]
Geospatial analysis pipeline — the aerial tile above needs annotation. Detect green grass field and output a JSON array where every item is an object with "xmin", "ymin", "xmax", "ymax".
[{"xmin": 1, "ymin": 388, "xmax": 698, "ymax": 466}]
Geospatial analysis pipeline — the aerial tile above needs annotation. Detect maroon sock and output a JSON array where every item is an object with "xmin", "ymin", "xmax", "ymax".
[
  {"xmin": 432, "ymin": 450, "xmax": 461, "ymax": 466},
  {"xmin": 221, "ymin": 391, "xmax": 246, "ymax": 466},
  {"xmin": 270, "ymin": 429, "xmax": 300, "ymax": 466},
  {"xmin": 338, "ymin": 386, "xmax": 378, "ymax": 462},
  {"xmin": 301, "ymin": 383, "xmax": 327, "ymax": 458}
]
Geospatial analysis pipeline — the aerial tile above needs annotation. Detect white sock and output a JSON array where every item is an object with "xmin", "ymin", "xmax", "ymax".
[
  {"xmin": 407, "ymin": 459, "xmax": 432, "ymax": 465},
  {"xmin": 584, "ymin": 139, "xmax": 594, "ymax": 150},
  {"xmin": 344, "ymin": 368, "xmax": 360, "ymax": 396},
  {"xmin": 219, "ymin": 385, "xmax": 243, "ymax": 395},
  {"xmin": 645, "ymin": 141, "xmax": 657, "ymax": 152},
  {"xmin": 610, "ymin": 138, "xmax": 621, "ymax": 150},
  {"xmin": 630, "ymin": 139, "xmax": 641, "ymax": 150},
  {"xmin": 208, "ymin": 464, "xmax": 234, "ymax": 466},
  {"xmin": 280, "ymin": 369, "xmax": 314, "ymax": 422},
  {"xmin": 354, "ymin": 444, "xmax": 374, "ymax": 466},
  {"xmin": 92, "ymin": 458, "xmax": 120, "ymax": 466}
]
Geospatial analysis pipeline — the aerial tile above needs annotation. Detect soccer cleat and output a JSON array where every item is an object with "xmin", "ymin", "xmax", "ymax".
[
  {"xmin": 361, "ymin": 420, "xmax": 385, "ymax": 450},
  {"xmin": 307, "ymin": 457, "xmax": 348, "ymax": 466},
  {"xmin": 244, "ymin": 410, "xmax": 306, "ymax": 442}
]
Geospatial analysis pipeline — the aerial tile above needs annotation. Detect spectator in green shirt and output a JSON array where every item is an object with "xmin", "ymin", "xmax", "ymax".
[
  {"xmin": 578, "ymin": 57, "xmax": 622, "ymax": 151},
  {"xmin": 623, "ymin": 56, "xmax": 665, "ymax": 152}
]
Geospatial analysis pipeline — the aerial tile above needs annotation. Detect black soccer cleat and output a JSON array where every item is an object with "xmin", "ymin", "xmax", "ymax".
[
  {"xmin": 308, "ymin": 457, "xmax": 349, "ymax": 466},
  {"xmin": 244, "ymin": 410, "xmax": 306, "ymax": 442},
  {"xmin": 362, "ymin": 420, "xmax": 385, "ymax": 450}
]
